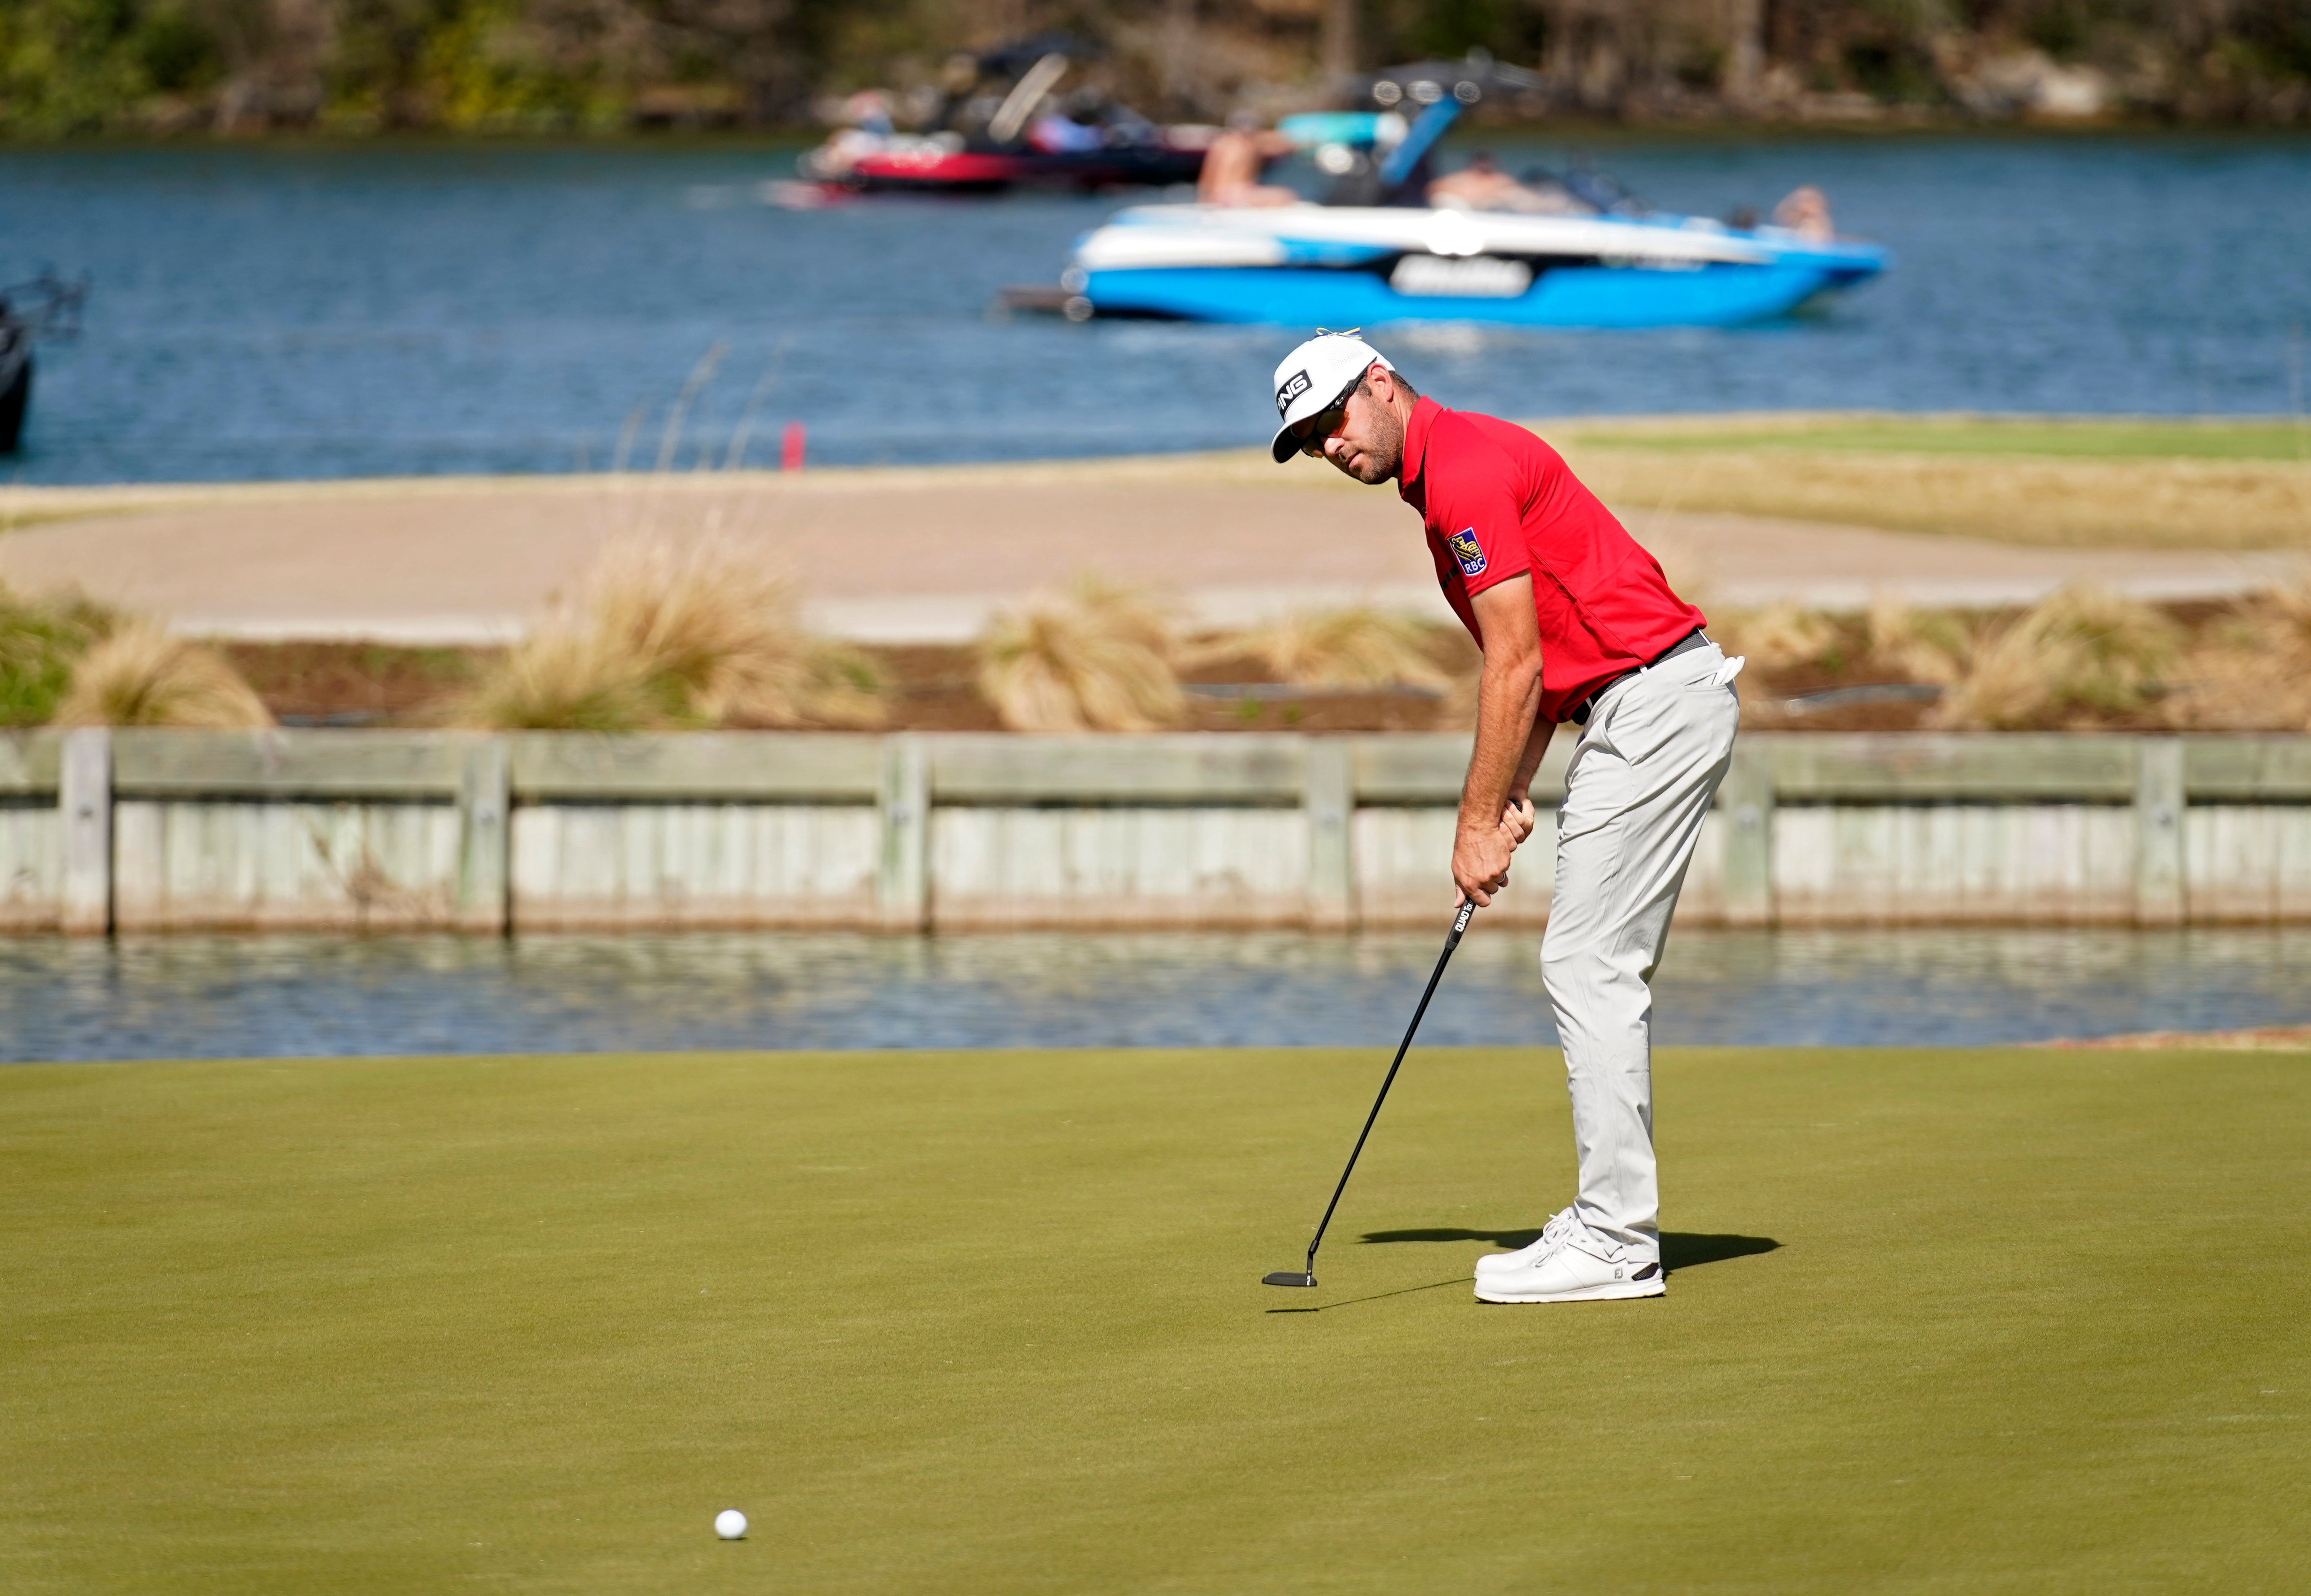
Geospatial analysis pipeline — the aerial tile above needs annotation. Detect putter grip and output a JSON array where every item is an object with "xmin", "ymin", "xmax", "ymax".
[{"xmin": 1449, "ymin": 898, "xmax": 1476, "ymax": 941}]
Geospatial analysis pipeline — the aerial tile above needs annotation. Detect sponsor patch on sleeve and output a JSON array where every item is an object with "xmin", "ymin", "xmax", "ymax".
[
  {"xmin": 1275, "ymin": 369, "xmax": 1311, "ymax": 415},
  {"xmin": 1446, "ymin": 528, "xmax": 1488, "ymax": 577}
]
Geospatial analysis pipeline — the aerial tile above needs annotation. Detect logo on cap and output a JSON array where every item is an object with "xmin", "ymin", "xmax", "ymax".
[
  {"xmin": 1275, "ymin": 370, "xmax": 1311, "ymax": 416},
  {"xmin": 1448, "ymin": 528, "xmax": 1487, "ymax": 576}
]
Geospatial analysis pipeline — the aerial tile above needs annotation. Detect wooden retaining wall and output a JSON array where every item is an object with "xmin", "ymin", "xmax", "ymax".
[{"xmin": 4, "ymin": 729, "xmax": 2309, "ymax": 933}]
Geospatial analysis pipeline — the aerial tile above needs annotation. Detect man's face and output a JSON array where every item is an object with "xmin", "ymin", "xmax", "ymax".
[{"xmin": 1290, "ymin": 367, "xmax": 1404, "ymax": 485}]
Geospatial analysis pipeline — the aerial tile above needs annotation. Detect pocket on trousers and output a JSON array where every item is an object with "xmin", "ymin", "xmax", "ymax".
[{"xmin": 1595, "ymin": 683, "xmax": 1676, "ymax": 767}]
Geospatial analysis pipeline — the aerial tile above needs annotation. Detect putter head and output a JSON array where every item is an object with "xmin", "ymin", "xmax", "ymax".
[{"xmin": 1263, "ymin": 1270, "xmax": 1317, "ymax": 1288}]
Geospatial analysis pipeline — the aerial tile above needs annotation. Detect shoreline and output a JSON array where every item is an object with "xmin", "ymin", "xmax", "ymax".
[
  {"xmin": 8, "ymin": 126, "xmax": 2310, "ymax": 155},
  {"xmin": 4, "ymin": 409, "xmax": 2302, "ymax": 516}
]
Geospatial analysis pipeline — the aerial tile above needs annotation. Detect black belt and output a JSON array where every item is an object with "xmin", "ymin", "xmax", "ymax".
[{"xmin": 1567, "ymin": 629, "xmax": 1709, "ymax": 726}]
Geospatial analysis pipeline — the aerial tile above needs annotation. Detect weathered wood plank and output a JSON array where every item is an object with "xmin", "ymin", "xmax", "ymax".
[
  {"xmin": 509, "ymin": 802, "xmax": 880, "ymax": 928},
  {"xmin": 507, "ymin": 733, "xmax": 883, "ymax": 801},
  {"xmin": 111, "ymin": 730, "xmax": 468, "ymax": 798},
  {"xmin": 1351, "ymin": 807, "xmax": 1553, "ymax": 927},
  {"xmin": 2185, "ymin": 806, "xmax": 2311, "ymax": 922},
  {"xmin": 60, "ymin": 729, "xmax": 112, "ymax": 935},
  {"xmin": 0, "ymin": 731, "xmax": 63, "ymax": 795},
  {"xmin": 878, "ymin": 736, "xmax": 929, "ymax": 929},
  {"xmin": 1352, "ymin": 735, "xmax": 1470, "ymax": 805},
  {"xmin": 1304, "ymin": 740, "xmax": 1354, "ymax": 929},
  {"xmin": 929, "ymin": 735, "xmax": 1307, "ymax": 805},
  {"xmin": 929, "ymin": 806, "xmax": 1309, "ymax": 926},
  {"xmin": 0, "ymin": 797, "xmax": 64, "ymax": 929},
  {"xmin": 111, "ymin": 798, "xmax": 462, "ymax": 929},
  {"xmin": 454, "ymin": 737, "xmax": 511, "ymax": 932},
  {"xmin": 1349, "ymin": 733, "xmax": 1573, "ymax": 804},
  {"xmin": 2134, "ymin": 738, "xmax": 2185, "ymax": 925},
  {"xmin": 1717, "ymin": 741, "xmax": 1774, "ymax": 926},
  {"xmin": 2183, "ymin": 736, "xmax": 2311, "ymax": 800},
  {"xmin": 1773, "ymin": 804, "xmax": 2138, "ymax": 923},
  {"xmin": 1766, "ymin": 733, "xmax": 2139, "ymax": 802}
]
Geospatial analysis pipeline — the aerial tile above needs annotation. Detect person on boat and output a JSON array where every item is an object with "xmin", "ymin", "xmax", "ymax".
[
  {"xmin": 1198, "ymin": 112, "xmax": 1299, "ymax": 207},
  {"xmin": 801, "ymin": 90, "xmax": 898, "ymax": 179},
  {"xmin": 1427, "ymin": 151, "xmax": 1586, "ymax": 215},
  {"xmin": 1265, "ymin": 330, "xmax": 1743, "ymax": 1307},
  {"xmin": 1773, "ymin": 185, "xmax": 1835, "ymax": 241},
  {"xmin": 1028, "ymin": 107, "xmax": 1106, "ymax": 152}
]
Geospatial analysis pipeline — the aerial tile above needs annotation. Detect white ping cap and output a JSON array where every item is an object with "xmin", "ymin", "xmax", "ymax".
[{"xmin": 1269, "ymin": 332, "xmax": 1393, "ymax": 463}]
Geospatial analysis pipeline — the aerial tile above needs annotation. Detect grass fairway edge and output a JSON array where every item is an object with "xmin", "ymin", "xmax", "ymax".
[{"xmin": 3, "ymin": 1046, "xmax": 2306, "ymax": 1594}]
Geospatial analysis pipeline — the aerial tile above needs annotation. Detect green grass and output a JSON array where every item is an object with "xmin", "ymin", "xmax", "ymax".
[
  {"xmin": 1555, "ymin": 413, "xmax": 2311, "ymax": 461},
  {"xmin": 0, "ymin": 588, "xmax": 110, "ymax": 726},
  {"xmin": 4, "ymin": 1045, "xmax": 2307, "ymax": 1593}
]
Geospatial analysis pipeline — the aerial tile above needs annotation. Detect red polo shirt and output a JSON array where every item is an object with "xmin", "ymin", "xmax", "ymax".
[{"xmin": 1399, "ymin": 396, "xmax": 1706, "ymax": 724}]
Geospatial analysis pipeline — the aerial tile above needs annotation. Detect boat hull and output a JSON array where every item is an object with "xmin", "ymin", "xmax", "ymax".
[
  {"xmin": 844, "ymin": 147, "xmax": 1205, "ymax": 195},
  {"xmin": 1082, "ymin": 260, "xmax": 1865, "ymax": 328},
  {"xmin": 1060, "ymin": 204, "xmax": 1886, "ymax": 329},
  {"xmin": 0, "ymin": 346, "xmax": 27, "ymax": 454}
]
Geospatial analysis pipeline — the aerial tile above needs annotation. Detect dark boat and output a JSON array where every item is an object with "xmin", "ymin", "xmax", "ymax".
[
  {"xmin": 0, "ymin": 270, "xmax": 88, "ymax": 454},
  {"xmin": 793, "ymin": 34, "xmax": 1210, "ymax": 199}
]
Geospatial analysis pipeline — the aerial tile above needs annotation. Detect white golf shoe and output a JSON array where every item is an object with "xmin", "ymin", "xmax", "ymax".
[
  {"xmin": 1474, "ymin": 1230, "xmax": 1664, "ymax": 1304},
  {"xmin": 1473, "ymin": 1207, "xmax": 1580, "ymax": 1278}
]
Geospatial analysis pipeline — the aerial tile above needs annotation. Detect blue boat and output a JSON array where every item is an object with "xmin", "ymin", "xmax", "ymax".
[
  {"xmin": 1060, "ymin": 204, "xmax": 1887, "ymax": 328},
  {"xmin": 1026, "ymin": 56, "xmax": 1887, "ymax": 330}
]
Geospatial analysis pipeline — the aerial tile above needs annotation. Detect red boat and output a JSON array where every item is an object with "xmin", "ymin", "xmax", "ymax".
[
  {"xmin": 837, "ymin": 139, "xmax": 1209, "ymax": 196},
  {"xmin": 795, "ymin": 35, "xmax": 1211, "ymax": 199}
]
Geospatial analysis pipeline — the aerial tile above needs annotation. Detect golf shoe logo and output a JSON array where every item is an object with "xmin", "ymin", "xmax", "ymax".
[
  {"xmin": 1276, "ymin": 369, "xmax": 1311, "ymax": 415},
  {"xmin": 1448, "ymin": 528, "xmax": 1487, "ymax": 576}
]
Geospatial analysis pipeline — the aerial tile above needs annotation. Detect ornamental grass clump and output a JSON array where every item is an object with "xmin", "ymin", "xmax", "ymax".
[
  {"xmin": 2159, "ymin": 573, "xmax": 2311, "ymax": 731},
  {"xmin": 1227, "ymin": 607, "xmax": 1453, "ymax": 694},
  {"xmin": 0, "ymin": 584, "xmax": 115, "ymax": 726},
  {"xmin": 1866, "ymin": 593, "xmax": 1975, "ymax": 686},
  {"xmin": 976, "ymin": 578, "xmax": 1184, "ymax": 733},
  {"xmin": 1714, "ymin": 603, "xmax": 1841, "ymax": 672},
  {"xmin": 453, "ymin": 622, "xmax": 658, "ymax": 733},
  {"xmin": 456, "ymin": 538, "xmax": 884, "ymax": 731},
  {"xmin": 1932, "ymin": 584, "xmax": 2178, "ymax": 730},
  {"xmin": 54, "ymin": 620, "xmax": 273, "ymax": 729}
]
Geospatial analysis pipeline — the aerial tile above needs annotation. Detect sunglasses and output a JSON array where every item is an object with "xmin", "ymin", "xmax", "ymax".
[{"xmin": 1288, "ymin": 377, "xmax": 1365, "ymax": 457}]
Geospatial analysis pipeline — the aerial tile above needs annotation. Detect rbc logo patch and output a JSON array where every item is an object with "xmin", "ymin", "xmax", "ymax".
[
  {"xmin": 1275, "ymin": 369, "xmax": 1311, "ymax": 415},
  {"xmin": 1447, "ymin": 528, "xmax": 1487, "ymax": 576}
]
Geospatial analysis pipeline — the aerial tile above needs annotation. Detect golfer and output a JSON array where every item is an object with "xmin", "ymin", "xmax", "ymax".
[{"xmin": 1268, "ymin": 332, "xmax": 1743, "ymax": 1305}]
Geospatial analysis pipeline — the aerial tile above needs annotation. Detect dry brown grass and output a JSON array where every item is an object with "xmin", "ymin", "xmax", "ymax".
[
  {"xmin": 454, "ymin": 537, "xmax": 884, "ymax": 731},
  {"xmin": 1714, "ymin": 603, "xmax": 1841, "ymax": 672},
  {"xmin": 1558, "ymin": 446, "xmax": 2311, "ymax": 551},
  {"xmin": 1221, "ymin": 607, "xmax": 1453, "ymax": 694},
  {"xmin": 54, "ymin": 620, "xmax": 273, "ymax": 729},
  {"xmin": 976, "ymin": 578, "xmax": 1184, "ymax": 733},
  {"xmin": 1931, "ymin": 586, "xmax": 2180, "ymax": 729},
  {"xmin": 452, "ymin": 622, "xmax": 659, "ymax": 733},
  {"xmin": 1864, "ymin": 593, "xmax": 1975, "ymax": 686},
  {"xmin": 2158, "ymin": 574, "xmax": 2311, "ymax": 731}
]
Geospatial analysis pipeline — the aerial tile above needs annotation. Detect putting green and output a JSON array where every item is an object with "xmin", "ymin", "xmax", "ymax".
[{"xmin": 3, "ymin": 1046, "xmax": 2305, "ymax": 1593}]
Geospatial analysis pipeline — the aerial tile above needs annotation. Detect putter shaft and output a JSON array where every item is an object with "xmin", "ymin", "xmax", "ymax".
[{"xmin": 1267, "ymin": 898, "xmax": 1476, "ymax": 1288}]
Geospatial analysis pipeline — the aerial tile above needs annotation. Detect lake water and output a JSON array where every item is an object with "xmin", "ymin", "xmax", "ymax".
[
  {"xmin": 3, "ymin": 136, "xmax": 2307, "ymax": 484},
  {"xmin": 8, "ymin": 926, "xmax": 2310, "ymax": 1062}
]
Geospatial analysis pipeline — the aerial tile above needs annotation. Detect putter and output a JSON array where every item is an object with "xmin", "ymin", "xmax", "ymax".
[{"xmin": 1264, "ymin": 897, "xmax": 1477, "ymax": 1289}]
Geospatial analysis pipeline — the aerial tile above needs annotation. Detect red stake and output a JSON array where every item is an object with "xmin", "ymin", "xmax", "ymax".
[{"xmin": 781, "ymin": 422, "xmax": 806, "ymax": 472}]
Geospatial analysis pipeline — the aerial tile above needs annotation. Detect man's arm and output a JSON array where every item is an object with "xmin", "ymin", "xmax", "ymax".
[
  {"xmin": 1504, "ymin": 713, "xmax": 1556, "ymax": 837},
  {"xmin": 1452, "ymin": 573, "xmax": 1546, "ymax": 906}
]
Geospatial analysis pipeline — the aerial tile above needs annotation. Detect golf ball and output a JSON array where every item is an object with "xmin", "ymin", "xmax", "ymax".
[{"xmin": 714, "ymin": 1509, "xmax": 747, "ymax": 1541}]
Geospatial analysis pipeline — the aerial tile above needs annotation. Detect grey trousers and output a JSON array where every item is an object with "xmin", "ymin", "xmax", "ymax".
[{"xmin": 1540, "ymin": 638, "xmax": 1741, "ymax": 1265}]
